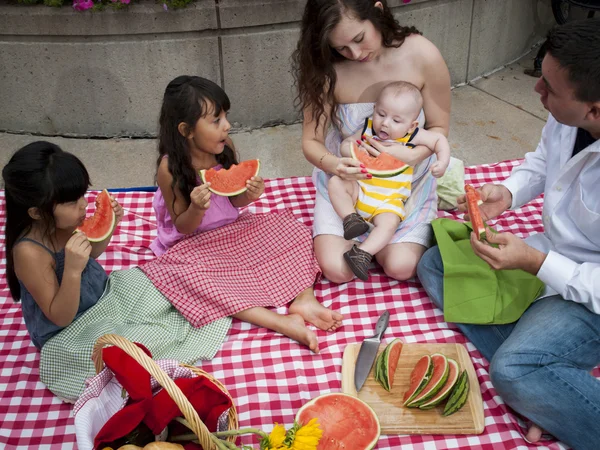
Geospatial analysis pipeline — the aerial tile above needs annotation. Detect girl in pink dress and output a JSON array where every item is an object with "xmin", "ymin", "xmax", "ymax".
[{"xmin": 148, "ymin": 76, "xmax": 343, "ymax": 353}]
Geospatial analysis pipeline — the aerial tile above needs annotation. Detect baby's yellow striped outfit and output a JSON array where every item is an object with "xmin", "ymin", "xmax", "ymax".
[{"xmin": 355, "ymin": 118, "xmax": 417, "ymax": 221}]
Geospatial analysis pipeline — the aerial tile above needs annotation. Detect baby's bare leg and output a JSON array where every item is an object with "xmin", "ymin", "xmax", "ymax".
[
  {"xmin": 358, "ymin": 212, "xmax": 401, "ymax": 256},
  {"xmin": 234, "ymin": 307, "xmax": 319, "ymax": 353},
  {"xmin": 328, "ymin": 176, "xmax": 359, "ymax": 219}
]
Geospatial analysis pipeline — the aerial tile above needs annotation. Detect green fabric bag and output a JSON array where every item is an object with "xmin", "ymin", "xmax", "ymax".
[{"xmin": 431, "ymin": 218, "xmax": 545, "ymax": 324}]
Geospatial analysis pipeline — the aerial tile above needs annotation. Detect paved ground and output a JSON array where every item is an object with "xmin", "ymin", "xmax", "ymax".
[{"xmin": 0, "ymin": 50, "xmax": 548, "ymax": 190}]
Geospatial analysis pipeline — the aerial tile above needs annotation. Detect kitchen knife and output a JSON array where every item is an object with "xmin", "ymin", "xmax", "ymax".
[{"xmin": 354, "ymin": 310, "xmax": 390, "ymax": 392}]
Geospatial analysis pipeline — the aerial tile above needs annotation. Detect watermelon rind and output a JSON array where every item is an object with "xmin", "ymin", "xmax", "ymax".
[
  {"xmin": 443, "ymin": 370, "xmax": 470, "ymax": 416},
  {"xmin": 407, "ymin": 353, "xmax": 449, "ymax": 407},
  {"xmin": 295, "ymin": 392, "xmax": 380, "ymax": 449},
  {"xmin": 381, "ymin": 338, "xmax": 403, "ymax": 392},
  {"xmin": 76, "ymin": 189, "xmax": 116, "ymax": 243},
  {"xmin": 402, "ymin": 355, "xmax": 433, "ymax": 407},
  {"xmin": 350, "ymin": 142, "xmax": 409, "ymax": 178},
  {"xmin": 418, "ymin": 359, "xmax": 460, "ymax": 410},
  {"xmin": 199, "ymin": 159, "xmax": 260, "ymax": 197}
]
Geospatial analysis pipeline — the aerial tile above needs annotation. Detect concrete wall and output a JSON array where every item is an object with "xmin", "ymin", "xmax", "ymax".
[{"xmin": 0, "ymin": 0, "xmax": 554, "ymax": 138}]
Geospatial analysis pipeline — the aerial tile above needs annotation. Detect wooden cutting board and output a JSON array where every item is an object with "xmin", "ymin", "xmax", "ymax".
[{"xmin": 341, "ymin": 342, "xmax": 484, "ymax": 435}]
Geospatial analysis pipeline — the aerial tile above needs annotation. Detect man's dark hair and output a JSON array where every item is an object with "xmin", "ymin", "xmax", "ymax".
[{"xmin": 545, "ymin": 18, "xmax": 600, "ymax": 102}]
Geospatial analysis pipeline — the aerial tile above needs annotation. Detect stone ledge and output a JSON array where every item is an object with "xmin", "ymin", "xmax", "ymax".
[{"xmin": 0, "ymin": 0, "xmax": 217, "ymax": 36}]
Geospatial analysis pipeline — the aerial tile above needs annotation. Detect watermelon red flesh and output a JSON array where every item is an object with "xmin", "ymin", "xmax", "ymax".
[
  {"xmin": 350, "ymin": 142, "xmax": 409, "ymax": 177},
  {"xmin": 199, "ymin": 159, "xmax": 260, "ymax": 197},
  {"xmin": 295, "ymin": 393, "xmax": 380, "ymax": 450},
  {"xmin": 76, "ymin": 189, "xmax": 115, "ymax": 243},
  {"xmin": 419, "ymin": 359, "xmax": 460, "ymax": 409},
  {"xmin": 406, "ymin": 353, "xmax": 449, "ymax": 406},
  {"xmin": 382, "ymin": 338, "xmax": 403, "ymax": 390},
  {"xmin": 465, "ymin": 185, "xmax": 486, "ymax": 239},
  {"xmin": 402, "ymin": 355, "xmax": 433, "ymax": 406}
]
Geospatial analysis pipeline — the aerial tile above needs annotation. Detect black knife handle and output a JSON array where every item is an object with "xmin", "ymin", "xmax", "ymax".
[{"xmin": 373, "ymin": 310, "xmax": 390, "ymax": 339}]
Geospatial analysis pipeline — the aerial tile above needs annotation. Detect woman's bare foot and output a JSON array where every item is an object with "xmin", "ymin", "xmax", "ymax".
[
  {"xmin": 524, "ymin": 423, "xmax": 544, "ymax": 443},
  {"xmin": 280, "ymin": 313, "xmax": 319, "ymax": 353},
  {"xmin": 289, "ymin": 287, "xmax": 343, "ymax": 332}
]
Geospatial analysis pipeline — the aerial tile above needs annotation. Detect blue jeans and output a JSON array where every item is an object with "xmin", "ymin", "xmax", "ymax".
[{"xmin": 417, "ymin": 246, "xmax": 600, "ymax": 450}]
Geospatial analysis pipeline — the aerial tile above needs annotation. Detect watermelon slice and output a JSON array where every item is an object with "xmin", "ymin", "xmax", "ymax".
[
  {"xmin": 199, "ymin": 159, "xmax": 260, "ymax": 197},
  {"xmin": 76, "ymin": 189, "xmax": 115, "ymax": 243},
  {"xmin": 376, "ymin": 338, "xmax": 403, "ymax": 391},
  {"xmin": 443, "ymin": 370, "xmax": 470, "ymax": 416},
  {"xmin": 350, "ymin": 142, "xmax": 409, "ymax": 177},
  {"xmin": 406, "ymin": 353, "xmax": 449, "ymax": 407},
  {"xmin": 402, "ymin": 355, "xmax": 433, "ymax": 406},
  {"xmin": 419, "ymin": 358, "xmax": 460, "ymax": 410},
  {"xmin": 295, "ymin": 393, "xmax": 380, "ymax": 449},
  {"xmin": 465, "ymin": 184, "xmax": 486, "ymax": 240}
]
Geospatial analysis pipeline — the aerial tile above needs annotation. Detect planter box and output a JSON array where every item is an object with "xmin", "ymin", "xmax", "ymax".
[{"xmin": 0, "ymin": 0, "xmax": 553, "ymax": 137}]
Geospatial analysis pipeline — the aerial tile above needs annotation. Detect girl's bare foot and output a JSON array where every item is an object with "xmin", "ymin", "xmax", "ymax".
[
  {"xmin": 289, "ymin": 287, "xmax": 343, "ymax": 332},
  {"xmin": 524, "ymin": 423, "xmax": 544, "ymax": 443},
  {"xmin": 280, "ymin": 313, "xmax": 319, "ymax": 353}
]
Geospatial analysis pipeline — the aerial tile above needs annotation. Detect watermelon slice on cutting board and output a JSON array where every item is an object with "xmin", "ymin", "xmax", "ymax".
[
  {"xmin": 76, "ymin": 189, "xmax": 116, "ymax": 243},
  {"xmin": 419, "ymin": 358, "xmax": 460, "ymax": 410},
  {"xmin": 296, "ymin": 392, "xmax": 380, "ymax": 449},
  {"xmin": 374, "ymin": 338, "xmax": 403, "ymax": 391},
  {"xmin": 406, "ymin": 353, "xmax": 449, "ymax": 407},
  {"xmin": 350, "ymin": 142, "xmax": 409, "ymax": 177},
  {"xmin": 199, "ymin": 159, "xmax": 260, "ymax": 196}
]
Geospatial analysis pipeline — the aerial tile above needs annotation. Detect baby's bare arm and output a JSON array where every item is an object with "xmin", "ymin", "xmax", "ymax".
[{"xmin": 412, "ymin": 129, "xmax": 451, "ymax": 176}]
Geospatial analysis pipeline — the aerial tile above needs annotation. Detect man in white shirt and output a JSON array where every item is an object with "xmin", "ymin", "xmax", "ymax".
[{"xmin": 417, "ymin": 18, "xmax": 600, "ymax": 450}]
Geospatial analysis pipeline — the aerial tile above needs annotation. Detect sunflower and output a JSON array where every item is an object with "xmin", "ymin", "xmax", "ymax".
[
  {"xmin": 260, "ymin": 423, "xmax": 286, "ymax": 450},
  {"xmin": 283, "ymin": 419, "xmax": 323, "ymax": 450}
]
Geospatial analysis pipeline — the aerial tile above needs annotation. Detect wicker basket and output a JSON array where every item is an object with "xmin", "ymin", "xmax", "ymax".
[{"xmin": 91, "ymin": 334, "xmax": 239, "ymax": 450}]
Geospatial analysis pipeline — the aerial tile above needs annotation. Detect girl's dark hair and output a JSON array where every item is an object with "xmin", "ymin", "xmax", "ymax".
[
  {"xmin": 157, "ymin": 75, "xmax": 238, "ymax": 209},
  {"xmin": 545, "ymin": 18, "xmax": 600, "ymax": 103},
  {"xmin": 292, "ymin": 0, "xmax": 420, "ymax": 131},
  {"xmin": 2, "ymin": 141, "xmax": 90, "ymax": 301}
]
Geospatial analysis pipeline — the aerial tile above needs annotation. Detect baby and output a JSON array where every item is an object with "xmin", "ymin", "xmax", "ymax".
[{"xmin": 328, "ymin": 81, "xmax": 450, "ymax": 281}]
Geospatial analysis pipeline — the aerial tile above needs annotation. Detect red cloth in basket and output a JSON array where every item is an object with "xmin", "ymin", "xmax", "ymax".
[{"xmin": 94, "ymin": 344, "xmax": 232, "ymax": 449}]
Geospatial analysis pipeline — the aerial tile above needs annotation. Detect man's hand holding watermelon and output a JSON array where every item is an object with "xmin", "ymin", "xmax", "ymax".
[
  {"xmin": 456, "ymin": 183, "xmax": 547, "ymax": 274},
  {"xmin": 456, "ymin": 183, "xmax": 512, "ymax": 223}
]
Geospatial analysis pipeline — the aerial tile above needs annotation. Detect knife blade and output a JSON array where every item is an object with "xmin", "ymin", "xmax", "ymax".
[{"xmin": 354, "ymin": 310, "xmax": 390, "ymax": 392}]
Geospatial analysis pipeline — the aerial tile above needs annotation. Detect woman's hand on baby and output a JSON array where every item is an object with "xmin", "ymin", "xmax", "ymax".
[
  {"xmin": 190, "ymin": 183, "xmax": 212, "ymax": 211},
  {"xmin": 245, "ymin": 176, "xmax": 265, "ymax": 201},
  {"xmin": 334, "ymin": 157, "xmax": 371, "ymax": 181},
  {"xmin": 359, "ymin": 135, "xmax": 383, "ymax": 157},
  {"xmin": 64, "ymin": 232, "xmax": 92, "ymax": 275},
  {"xmin": 110, "ymin": 195, "xmax": 124, "ymax": 224}
]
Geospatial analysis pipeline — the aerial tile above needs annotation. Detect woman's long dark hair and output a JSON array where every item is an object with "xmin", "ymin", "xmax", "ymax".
[
  {"xmin": 292, "ymin": 0, "xmax": 420, "ymax": 131},
  {"xmin": 2, "ymin": 141, "xmax": 90, "ymax": 301},
  {"xmin": 157, "ymin": 76, "xmax": 238, "ymax": 209}
]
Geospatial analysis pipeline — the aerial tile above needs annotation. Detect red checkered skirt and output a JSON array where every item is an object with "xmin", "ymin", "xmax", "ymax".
[{"xmin": 140, "ymin": 209, "xmax": 321, "ymax": 327}]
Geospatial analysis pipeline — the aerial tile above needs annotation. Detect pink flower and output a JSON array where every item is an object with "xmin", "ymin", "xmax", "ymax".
[
  {"xmin": 73, "ymin": 0, "xmax": 94, "ymax": 11},
  {"xmin": 120, "ymin": 0, "xmax": 131, "ymax": 4},
  {"xmin": 163, "ymin": 3, "xmax": 168, "ymax": 11}
]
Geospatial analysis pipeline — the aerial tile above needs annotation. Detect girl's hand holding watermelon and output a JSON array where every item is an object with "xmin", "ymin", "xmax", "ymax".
[
  {"xmin": 244, "ymin": 175, "xmax": 265, "ymax": 202},
  {"xmin": 65, "ymin": 232, "xmax": 93, "ymax": 276},
  {"xmin": 110, "ymin": 194, "xmax": 124, "ymax": 225},
  {"xmin": 190, "ymin": 183, "xmax": 212, "ymax": 211},
  {"xmin": 457, "ymin": 183, "xmax": 513, "ymax": 222}
]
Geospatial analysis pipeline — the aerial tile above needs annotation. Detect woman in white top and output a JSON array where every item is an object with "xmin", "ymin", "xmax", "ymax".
[{"xmin": 293, "ymin": 0, "xmax": 451, "ymax": 283}]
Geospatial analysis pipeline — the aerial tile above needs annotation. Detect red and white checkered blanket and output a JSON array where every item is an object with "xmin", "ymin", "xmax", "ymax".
[{"xmin": 0, "ymin": 160, "xmax": 589, "ymax": 449}]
